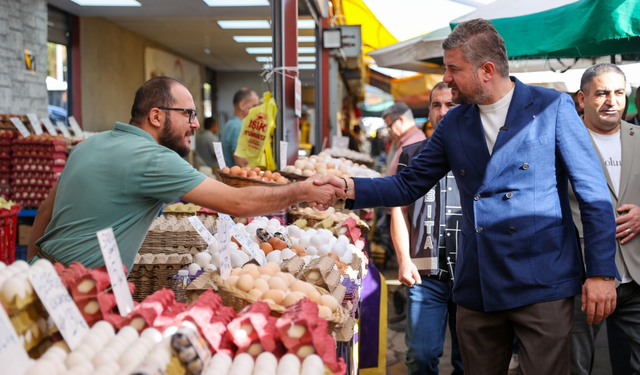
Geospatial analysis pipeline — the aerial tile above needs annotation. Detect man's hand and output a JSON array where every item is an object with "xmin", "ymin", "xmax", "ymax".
[
  {"xmin": 581, "ymin": 276, "xmax": 617, "ymax": 324},
  {"xmin": 303, "ymin": 174, "xmax": 345, "ymax": 210},
  {"xmin": 616, "ymin": 204, "xmax": 640, "ymax": 244},
  {"xmin": 398, "ymin": 259, "xmax": 422, "ymax": 287},
  {"xmin": 312, "ymin": 175, "xmax": 345, "ymax": 190}
]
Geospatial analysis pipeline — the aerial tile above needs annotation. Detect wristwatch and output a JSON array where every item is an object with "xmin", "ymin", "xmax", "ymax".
[{"xmin": 601, "ymin": 276, "xmax": 614, "ymax": 281}]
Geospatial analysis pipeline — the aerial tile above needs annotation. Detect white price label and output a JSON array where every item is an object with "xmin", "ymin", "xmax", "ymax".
[
  {"xmin": 280, "ymin": 141, "xmax": 288, "ymax": 171},
  {"xmin": 41, "ymin": 117, "xmax": 58, "ymax": 135},
  {"xmin": 213, "ymin": 142, "xmax": 226, "ymax": 170},
  {"xmin": 187, "ymin": 216, "xmax": 216, "ymax": 245},
  {"xmin": 9, "ymin": 117, "xmax": 31, "ymax": 138},
  {"xmin": 56, "ymin": 121, "xmax": 71, "ymax": 137},
  {"xmin": 220, "ymin": 214, "xmax": 266, "ymax": 265},
  {"xmin": 26, "ymin": 113, "xmax": 43, "ymax": 135},
  {"xmin": 332, "ymin": 135, "xmax": 350, "ymax": 149},
  {"xmin": 68, "ymin": 116, "xmax": 84, "ymax": 138},
  {"xmin": 96, "ymin": 228, "xmax": 135, "ymax": 316},
  {"xmin": 0, "ymin": 304, "xmax": 31, "ymax": 374},
  {"xmin": 28, "ymin": 263, "xmax": 89, "ymax": 350},
  {"xmin": 217, "ymin": 217, "xmax": 232, "ymax": 279}
]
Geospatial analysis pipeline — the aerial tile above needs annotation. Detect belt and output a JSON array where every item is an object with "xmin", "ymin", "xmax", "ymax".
[{"xmin": 36, "ymin": 249, "xmax": 64, "ymax": 265}]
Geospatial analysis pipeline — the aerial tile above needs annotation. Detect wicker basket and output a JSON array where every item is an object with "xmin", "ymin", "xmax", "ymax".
[
  {"xmin": 218, "ymin": 170, "xmax": 282, "ymax": 188},
  {"xmin": 128, "ymin": 254, "xmax": 192, "ymax": 302},
  {"xmin": 279, "ymin": 171, "xmax": 306, "ymax": 182}
]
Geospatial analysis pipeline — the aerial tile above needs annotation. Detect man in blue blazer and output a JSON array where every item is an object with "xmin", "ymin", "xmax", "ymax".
[{"xmin": 318, "ymin": 19, "xmax": 618, "ymax": 374}]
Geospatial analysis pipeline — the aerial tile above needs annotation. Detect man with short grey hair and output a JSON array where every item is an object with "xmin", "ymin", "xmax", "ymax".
[{"xmin": 381, "ymin": 102, "xmax": 425, "ymax": 176}]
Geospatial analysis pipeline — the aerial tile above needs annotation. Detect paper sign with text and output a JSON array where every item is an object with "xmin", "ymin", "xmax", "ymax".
[
  {"xmin": 41, "ymin": 117, "xmax": 58, "ymax": 135},
  {"xmin": 97, "ymin": 228, "xmax": 134, "ymax": 316},
  {"xmin": 28, "ymin": 264, "xmax": 89, "ymax": 350},
  {"xmin": 9, "ymin": 117, "xmax": 31, "ymax": 138},
  {"xmin": 332, "ymin": 136, "xmax": 350, "ymax": 150},
  {"xmin": 213, "ymin": 142, "xmax": 226, "ymax": 170},
  {"xmin": 187, "ymin": 216, "xmax": 216, "ymax": 245},
  {"xmin": 219, "ymin": 214, "xmax": 266, "ymax": 265},
  {"xmin": 217, "ymin": 217, "xmax": 232, "ymax": 279},
  {"xmin": 68, "ymin": 116, "xmax": 84, "ymax": 138},
  {"xmin": 280, "ymin": 141, "xmax": 288, "ymax": 171},
  {"xmin": 56, "ymin": 121, "xmax": 71, "ymax": 137},
  {"xmin": 26, "ymin": 113, "xmax": 43, "ymax": 135},
  {"xmin": 0, "ymin": 305, "xmax": 31, "ymax": 374}
]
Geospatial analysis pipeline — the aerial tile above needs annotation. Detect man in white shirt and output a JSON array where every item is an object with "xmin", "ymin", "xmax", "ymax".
[{"xmin": 570, "ymin": 63, "xmax": 640, "ymax": 375}]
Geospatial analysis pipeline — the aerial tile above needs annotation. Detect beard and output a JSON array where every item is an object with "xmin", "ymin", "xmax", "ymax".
[
  {"xmin": 158, "ymin": 116, "xmax": 191, "ymax": 157},
  {"xmin": 450, "ymin": 74, "xmax": 491, "ymax": 105}
]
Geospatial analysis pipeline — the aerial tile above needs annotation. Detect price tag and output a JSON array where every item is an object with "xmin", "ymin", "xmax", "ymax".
[
  {"xmin": 280, "ymin": 141, "xmax": 288, "ymax": 171},
  {"xmin": 96, "ymin": 228, "xmax": 135, "ymax": 316},
  {"xmin": 332, "ymin": 135, "xmax": 350, "ymax": 149},
  {"xmin": 217, "ymin": 217, "xmax": 232, "ymax": 279},
  {"xmin": 26, "ymin": 113, "xmax": 43, "ymax": 135},
  {"xmin": 68, "ymin": 116, "xmax": 84, "ymax": 138},
  {"xmin": 187, "ymin": 216, "xmax": 216, "ymax": 245},
  {"xmin": 0, "ymin": 305, "xmax": 31, "ymax": 374},
  {"xmin": 56, "ymin": 121, "xmax": 71, "ymax": 137},
  {"xmin": 9, "ymin": 117, "xmax": 31, "ymax": 138},
  {"xmin": 213, "ymin": 142, "xmax": 226, "ymax": 170},
  {"xmin": 219, "ymin": 214, "xmax": 266, "ymax": 265},
  {"xmin": 28, "ymin": 263, "xmax": 89, "ymax": 350},
  {"xmin": 41, "ymin": 117, "xmax": 58, "ymax": 135}
]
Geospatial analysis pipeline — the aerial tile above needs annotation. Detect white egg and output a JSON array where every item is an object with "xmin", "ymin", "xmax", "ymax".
[
  {"xmin": 92, "ymin": 347, "xmax": 119, "ymax": 368},
  {"xmin": 290, "ymin": 237, "xmax": 299, "ymax": 245},
  {"xmin": 255, "ymin": 351, "xmax": 278, "ymax": 370},
  {"xmin": 141, "ymin": 327, "xmax": 163, "ymax": 343},
  {"xmin": 228, "ymin": 242, "xmax": 240, "ymax": 252},
  {"xmin": 204, "ymin": 264, "xmax": 217, "ymax": 272},
  {"xmin": 93, "ymin": 321, "xmax": 115, "ymax": 339},
  {"xmin": 211, "ymin": 253, "xmax": 221, "ymax": 268},
  {"xmin": 337, "ymin": 235, "xmax": 349, "ymax": 244},
  {"xmin": 188, "ymin": 263, "xmax": 202, "ymax": 276},
  {"xmin": 299, "ymin": 235, "xmax": 311, "ymax": 248},
  {"xmin": 245, "ymin": 223, "xmax": 259, "ymax": 235},
  {"xmin": 68, "ymin": 361, "xmax": 94, "ymax": 375},
  {"xmin": 0, "ymin": 261, "xmax": 4, "ymax": 270},
  {"xmin": 42, "ymin": 346, "xmax": 69, "ymax": 363},
  {"xmin": 238, "ymin": 251, "xmax": 250, "ymax": 264},
  {"xmin": 65, "ymin": 352, "xmax": 89, "ymax": 369},
  {"xmin": 331, "ymin": 243, "xmax": 346, "ymax": 258},
  {"xmin": 268, "ymin": 219, "xmax": 281, "ymax": 227},
  {"xmin": 116, "ymin": 325, "xmax": 139, "ymax": 342},
  {"xmin": 277, "ymin": 354, "xmax": 301, "ymax": 373},
  {"xmin": 302, "ymin": 256, "xmax": 313, "ymax": 265},
  {"xmin": 280, "ymin": 249, "xmax": 296, "ymax": 260},
  {"xmin": 230, "ymin": 252, "xmax": 244, "ymax": 268},
  {"xmin": 266, "ymin": 251, "xmax": 281, "ymax": 264},
  {"xmin": 266, "ymin": 225, "xmax": 278, "ymax": 235},
  {"xmin": 342, "ymin": 248, "xmax": 354, "ymax": 264},
  {"xmin": 287, "ymin": 225, "xmax": 302, "ymax": 238},
  {"xmin": 309, "ymin": 234, "xmax": 326, "ymax": 249},
  {"xmin": 231, "ymin": 352, "xmax": 255, "ymax": 373},
  {"xmin": 305, "ymin": 246, "xmax": 318, "ymax": 255},
  {"xmin": 95, "ymin": 361, "xmax": 120, "ymax": 374},
  {"xmin": 208, "ymin": 242, "xmax": 220, "ymax": 254},
  {"xmin": 195, "ymin": 252, "xmax": 212, "ymax": 268},
  {"xmin": 107, "ymin": 337, "xmax": 129, "ymax": 354},
  {"xmin": 74, "ymin": 344, "xmax": 95, "ymax": 361},
  {"xmin": 12, "ymin": 260, "xmax": 29, "ymax": 271},
  {"xmin": 306, "ymin": 229, "xmax": 317, "ymax": 237},
  {"xmin": 328, "ymin": 237, "xmax": 337, "ymax": 247},
  {"xmin": 317, "ymin": 244, "xmax": 331, "ymax": 256},
  {"xmin": 119, "ymin": 348, "xmax": 144, "ymax": 368},
  {"xmin": 1, "ymin": 277, "xmax": 26, "ymax": 301},
  {"xmin": 317, "ymin": 229, "xmax": 333, "ymax": 239}
]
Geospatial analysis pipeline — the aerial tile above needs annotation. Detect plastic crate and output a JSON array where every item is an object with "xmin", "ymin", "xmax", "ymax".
[{"xmin": 0, "ymin": 205, "xmax": 20, "ymax": 264}]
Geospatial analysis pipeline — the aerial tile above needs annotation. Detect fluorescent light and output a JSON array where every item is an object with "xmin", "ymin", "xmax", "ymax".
[
  {"xmin": 298, "ymin": 36, "xmax": 316, "ymax": 42},
  {"xmin": 69, "ymin": 0, "xmax": 140, "ymax": 5},
  {"xmin": 298, "ymin": 56, "xmax": 316, "ymax": 62},
  {"xmin": 217, "ymin": 20, "xmax": 270, "ymax": 29},
  {"xmin": 263, "ymin": 63, "xmax": 273, "ymax": 69},
  {"xmin": 204, "ymin": 0, "xmax": 269, "ymax": 6},
  {"xmin": 298, "ymin": 20, "xmax": 315, "ymax": 29},
  {"xmin": 299, "ymin": 64, "xmax": 316, "ymax": 70},
  {"xmin": 234, "ymin": 36, "xmax": 272, "ymax": 43},
  {"xmin": 256, "ymin": 56, "xmax": 273, "ymax": 62},
  {"xmin": 298, "ymin": 47, "xmax": 315, "ymax": 54},
  {"xmin": 247, "ymin": 47, "xmax": 273, "ymax": 54}
]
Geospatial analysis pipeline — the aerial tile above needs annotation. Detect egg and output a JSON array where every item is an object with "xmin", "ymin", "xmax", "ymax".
[
  {"xmin": 296, "ymin": 345, "xmax": 316, "ymax": 359},
  {"xmin": 320, "ymin": 294, "xmax": 339, "ymax": 312},
  {"xmin": 236, "ymin": 274, "xmax": 254, "ymax": 292},
  {"xmin": 258, "ymin": 266, "xmax": 275, "ymax": 276},
  {"xmin": 260, "ymin": 274, "xmax": 272, "ymax": 281},
  {"xmin": 283, "ymin": 291, "xmax": 306, "ymax": 307},
  {"xmin": 242, "ymin": 268, "xmax": 261, "ymax": 280},
  {"xmin": 265, "ymin": 261, "xmax": 281, "ymax": 273},
  {"xmin": 268, "ymin": 276, "xmax": 288, "ymax": 291},
  {"xmin": 210, "ymin": 253, "xmax": 221, "ymax": 268},
  {"xmin": 248, "ymin": 289, "xmax": 263, "ymax": 299},
  {"xmin": 317, "ymin": 245, "xmax": 331, "ymax": 256},
  {"xmin": 305, "ymin": 246, "xmax": 318, "ymax": 256},
  {"xmin": 278, "ymin": 354, "xmax": 301, "ymax": 371},
  {"xmin": 261, "ymin": 289, "xmax": 285, "ymax": 305},
  {"xmin": 230, "ymin": 252, "xmax": 244, "ymax": 268},
  {"xmin": 306, "ymin": 270, "xmax": 321, "ymax": 283},
  {"xmin": 259, "ymin": 242, "xmax": 274, "ymax": 255},
  {"xmin": 298, "ymin": 235, "xmax": 311, "ymax": 248},
  {"xmin": 1, "ymin": 277, "xmax": 26, "ymax": 301},
  {"xmin": 129, "ymin": 317, "xmax": 146, "ymax": 331},
  {"xmin": 116, "ymin": 326, "xmax": 139, "ymax": 342},
  {"xmin": 289, "ymin": 280, "xmax": 308, "ymax": 294},
  {"xmin": 255, "ymin": 352, "xmax": 278, "ymax": 373},
  {"xmin": 289, "ymin": 244, "xmax": 305, "ymax": 254},
  {"xmin": 266, "ymin": 251, "xmax": 281, "ymax": 264},
  {"xmin": 195, "ymin": 252, "xmax": 212, "ymax": 268},
  {"xmin": 231, "ymin": 353, "xmax": 255, "ymax": 373},
  {"xmin": 253, "ymin": 278, "xmax": 269, "ymax": 292},
  {"xmin": 208, "ymin": 242, "xmax": 220, "ymax": 254},
  {"xmin": 83, "ymin": 301, "xmax": 100, "ymax": 315},
  {"xmin": 188, "ymin": 263, "xmax": 201, "ymax": 276},
  {"xmin": 226, "ymin": 275, "xmax": 240, "ymax": 287},
  {"xmin": 65, "ymin": 352, "xmax": 89, "ymax": 369},
  {"xmin": 280, "ymin": 249, "xmax": 296, "ymax": 261},
  {"xmin": 286, "ymin": 324, "xmax": 307, "ymax": 339},
  {"xmin": 247, "ymin": 343, "xmax": 264, "ymax": 356},
  {"xmin": 307, "ymin": 289, "xmax": 322, "ymax": 304},
  {"xmin": 42, "ymin": 345, "xmax": 69, "ymax": 363},
  {"xmin": 287, "ymin": 225, "xmax": 302, "ymax": 238},
  {"xmin": 76, "ymin": 279, "xmax": 96, "ymax": 294},
  {"xmin": 309, "ymin": 235, "xmax": 326, "ymax": 249},
  {"xmin": 204, "ymin": 264, "xmax": 217, "ymax": 272}
]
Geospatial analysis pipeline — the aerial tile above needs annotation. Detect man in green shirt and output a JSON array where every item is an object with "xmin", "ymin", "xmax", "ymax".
[{"xmin": 27, "ymin": 77, "xmax": 342, "ymax": 271}]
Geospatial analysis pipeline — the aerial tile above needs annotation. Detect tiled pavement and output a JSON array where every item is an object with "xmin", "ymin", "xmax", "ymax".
[{"xmin": 382, "ymin": 268, "xmax": 613, "ymax": 375}]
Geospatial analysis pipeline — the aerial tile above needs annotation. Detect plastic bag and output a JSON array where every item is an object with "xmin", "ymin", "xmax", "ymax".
[{"xmin": 234, "ymin": 92, "xmax": 277, "ymax": 170}]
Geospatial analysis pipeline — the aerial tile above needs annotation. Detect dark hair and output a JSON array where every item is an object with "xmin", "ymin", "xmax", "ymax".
[
  {"xmin": 580, "ymin": 63, "xmax": 626, "ymax": 93},
  {"xmin": 203, "ymin": 116, "xmax": 218, "ymax": 130},
  {"xmin": 381, "ymin": 102, "xmax": 413, "ymax": 123},
  {"xmin": 130, "ymin": 76, "xmax": 182, "ymax": 125},
  {"xmin": 233, "ymin": 88, "xmax": 257, "ymax": 107},
  {"xmin": 442, "ymin": 18, "xmax": 509, "ymax": 78},
  {"xmin": 429, "ymin": 81, "xmax": 451, "ymax": 105}
]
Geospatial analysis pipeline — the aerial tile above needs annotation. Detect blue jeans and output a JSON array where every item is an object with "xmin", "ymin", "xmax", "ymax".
[{"xmin": 405, "ymin": 277, "xmax": 463, "ymax": 375}]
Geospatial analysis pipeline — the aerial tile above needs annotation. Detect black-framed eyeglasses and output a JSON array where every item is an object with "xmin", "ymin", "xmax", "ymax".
[{"xmin": 157, "ymin": 107, "xmax": 197, "ymax": 123}]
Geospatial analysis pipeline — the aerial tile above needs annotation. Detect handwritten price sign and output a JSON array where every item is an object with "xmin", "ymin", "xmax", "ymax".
[
  {"xmin": 97, "ymin": 228, "xmax": 134, "ymax": 316},
  {"xmin": 217, "ymin": 217, "xmax": 232, "ymax": 280},
  {"xmin": 187, "ymin": 216, "xmax": 216, "ymax": 245},
  {"xmin": 218, "ymin": 214, "xmax": 266, "ymax": 265},
  {"xmin": 0, "ymin": 306, "xmax": 30, "ymax": 374}
]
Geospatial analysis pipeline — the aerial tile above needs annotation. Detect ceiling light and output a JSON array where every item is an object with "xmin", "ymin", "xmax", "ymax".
[
  {"xmin": 299, "ymin": 64, "xmax": 316, "ymax": 70},
  {"xmin": 256, "ymin": 56, "xmax": 273, "ymax": 62},
  {"xmin": 247, "ymin": 47, "xmax": 273, "ymax": 54},
  {"xmin": 298, "ymin": 20, "xmax": 316, "ymax": 29},
  {"xmin": 217, "ymin": 20, "xmax": 270, "ymax": 29},
  {"xmin": 298, "ymin": 56, "xmax": 316, "ymax": 62},
  {"xmin": 204, "ymin": 0, "xmax": 269, "ymax": 6},
  {"xmin": 69, "ymin": 0, "xmax": 140, "ymax": 5},
  {"xmin": 298, "ymin": 47, "xmax": 315, "ymax": 54},
  {"xmin": 234, "ymin": 36, "xmax": 272, "ymax": 43},
  {"xmin": 298, "ymin": 36, "xmax": 316, "ymax": 42}
]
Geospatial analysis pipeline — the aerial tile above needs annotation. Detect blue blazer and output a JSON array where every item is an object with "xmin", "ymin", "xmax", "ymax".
[{"xmin": 348, "ymin": 78, "xmax": 617, "ymax": 312}]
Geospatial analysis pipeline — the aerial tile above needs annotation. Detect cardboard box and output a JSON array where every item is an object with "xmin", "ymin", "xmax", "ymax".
[{"xmin": 18, "ymin": 224, "xmax": 32, "ymax": 246}]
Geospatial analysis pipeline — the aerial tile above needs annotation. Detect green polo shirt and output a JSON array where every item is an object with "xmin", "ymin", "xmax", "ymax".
[{"xmin": 33, "ymin": 122, "xmax": 207, "ymax": 271}]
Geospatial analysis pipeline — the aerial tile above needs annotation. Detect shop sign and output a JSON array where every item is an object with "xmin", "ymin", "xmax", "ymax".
[
  {"xmin": 213, "ymin": 142, "xmax": 226, "ymax": 169},
  {"xmin": 96, "ymin": 228, "xmax": 135, "ymax": 316},
  {"xmin": 56, "ymin": 121, "xmax": 71, "ymax": 137},
  {"xmin": 26, "ymin": 113, "xmax": 43, "ymax": 135},
  {"xmin": 9, "ymin": 117, "xmax": 31, "ymax": 138},
  {"xmin": 0, "ymin": 305, "xmax": 30, "ymax": 374},
  {"xmin": 41, "ymin": 117, "xmax": 58, "ymax": 135},
  {"xmin": 187, "ymin": 216, "xmax": 216, "ymax": 245},
  {"xmin": 68, "ymin": 116, "xmax": 84, "ymax": 138},
  {"xmin": 280, "ymin": 141, "xmax": 288, "ymax": 171},
  {"xmin": 28, "ymin": 264, "xmax": 89, "ymax": 350},
  {"xmin": 217, "ymin": 216, "xmax": 232, "ymax": 279}
]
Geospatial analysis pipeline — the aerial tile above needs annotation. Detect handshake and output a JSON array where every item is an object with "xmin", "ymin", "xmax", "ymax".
[{"xmin": 301, "ymin": 174, "xmax": 353, "ymax": 210}]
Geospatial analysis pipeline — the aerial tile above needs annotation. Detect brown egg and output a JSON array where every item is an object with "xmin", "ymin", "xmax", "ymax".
[
  {"xmin": 248, "ymin": 289, "xmax": 263, "ymax": 299},
  {"xmin": 258, "ymin": 266, "xmax": 275, "ymax": 276},
  {"xmin": 320, "ymin": 294, "xmax": 339, "ymax": 312},
  {"xmin": 273, "ymin": 240, "xmax": 288, "ymax": 251},
  {"xmin": 247, "ymin": 170, "xmax": 258, "ymax": 178},
  {"xmin": 268, "ymin": 237, "xmax": 279, "ymax": 247},
  {"xmin": 283, "ymin": 291, "xmax": 306, "ymax": 307},
  {"xmin": 263, "ymin": 170, "xmax": 273, "ymax": 179},
  {"xmin": 236, "ymin": 274, "xmax": 254, "ymax": 292},
  {"xmin": 253, "ymin": 278, "xmax": 269, "ymax": 292},
  {"xmin": 230, "ymin": 166, "xmax": 241, "ymax": 175},
  {"xmin": 269, "ymin": 275, "xmax": 288, "ymax": 291},
  {"xmin": 272, "ymin": 172, "xmax": 281, "ymax": 179},
  {"xmin": 260, "ymin": 242, "xmax": 274, "ymax": 255},
  {"xmin": 318, "ymin": 305, "xmax": 333, "ymax": 319},
  {"xmin": 262, "ymin": 289, "xmax": 285, "ymax": 305},
  {"xmin": 227, "ymin": 275, "xmax": 239, "ymax": 287},
  {"xmin": 221, "ymin": 166, "xmax": 230, "ymax": 174},
  {"xmin": 307, "ymin": 289, "xmax": 321, "ymax": 303},
  {"xmin": 328, "ymin": 253, "xmax": 339, "ymax": 261},
  {"xmin": 265, "ymin": 261, "xmax": 281, "ymax": 273},
  {"xmin": 276, "ymin": 177, "xmax": 288, "ymax": 184},
  {"xmin": 251, "ymin": 167, "xmax": 261, "ymax": 174},
  {"xmin": 290, "ymin": 244, "xmax": 305, "ymax": 254},
  {"xmin": 239, "ymin": 170, "xmax": 248, "ymax": 177},
  {"xmin": 290, "ymin": 279, "xmax": 308, "ymax": 294},
  {"xmin": 231, "ymin": 268, "xmax": 243, "ymax": 276},
  {"xmin": 242, "ymin": 268, "xmax": 261, "ymax": 280}
]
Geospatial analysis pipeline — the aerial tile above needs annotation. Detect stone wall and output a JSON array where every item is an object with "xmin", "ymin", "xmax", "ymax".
[{"xmin": 0, "ymin": 0, "xmax": 48, "ymax": 117}]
